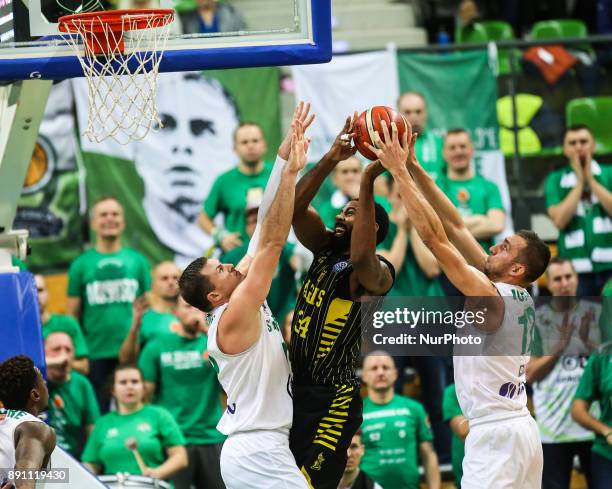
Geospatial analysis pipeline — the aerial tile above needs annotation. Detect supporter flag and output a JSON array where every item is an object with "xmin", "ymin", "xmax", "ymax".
[
  {"xmin": 16, "ymin": 81, "xmax": 84, "ymax": 271},
  {"xmin": 293, "ymin": 48, "xmax": 513, "ymax": 238},
  {"xmin": 72, "ymin": 68, "xmax": 281, "ymax": 266}
]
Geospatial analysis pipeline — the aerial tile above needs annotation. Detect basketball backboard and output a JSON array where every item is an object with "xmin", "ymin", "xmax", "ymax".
[{"xmin": 0, "ymin": 0, "xmax": 331, "ymax": 79}]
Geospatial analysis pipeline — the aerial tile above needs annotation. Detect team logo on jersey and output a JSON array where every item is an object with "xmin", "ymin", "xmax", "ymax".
[
  {"xmin": 333, "ymin": 261, "xmax": 349, "ymax": 273},
  {"xmin": 562, "ymin": 355, "xmax": 580, "ymax": 371},
  {"xmin": 202, "ymin": 350, "xmax": 209, "ymax": 361},
  {"xmin": 457, "ymin": 189, "xmax": 470, "ymax": 203},
  {"xmin": 107, "ymin": 428, "xmax": 119, "ymax": 438},
  {"xmin": 311, "ymin": 452, "xmax": 325, "ymax": 471},
  {"xmin": 227, "ymin": 403, "xmax": 236, "ymax": 415},
  {"xmin": 52, "ymin": 395, "xmax": 64, "ymax": 409},
  {"xmin": 137, "ymin": 423, "xmax": 152, "ymax": 432}
]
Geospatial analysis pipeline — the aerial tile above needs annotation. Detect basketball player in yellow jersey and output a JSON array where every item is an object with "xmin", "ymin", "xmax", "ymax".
[
  {"xmin": 289, "ymin": 116, "xmax": 395, "ymax": 489},
  {"xmin": 368, "ymin": 121, "xmax": 551, "ymax": 489}
]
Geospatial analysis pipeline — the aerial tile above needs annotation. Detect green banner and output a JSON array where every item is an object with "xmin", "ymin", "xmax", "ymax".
[
  {"xmin": 77, "ymin": 68, "xmax": 281, "ymax": 266},
  {"xmin": 397, "ymin": 50, "xmax": 499, "ymax": 151}
]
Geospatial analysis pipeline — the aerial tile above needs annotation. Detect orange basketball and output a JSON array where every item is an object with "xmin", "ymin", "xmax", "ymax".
[{"xmin": 353, "ymin": 106, "xmax": 408, "ymax": 161}]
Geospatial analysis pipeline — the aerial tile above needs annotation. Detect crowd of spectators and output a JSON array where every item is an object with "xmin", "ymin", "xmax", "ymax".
[{"xmin": 4, "ymin": 80, "xmax": 612, "ymax": 488}]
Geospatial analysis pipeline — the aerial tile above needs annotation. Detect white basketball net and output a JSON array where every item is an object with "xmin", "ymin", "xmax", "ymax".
[{"xmin": 60, "ymin": 11, "xmax": 174, "ymax": 144}]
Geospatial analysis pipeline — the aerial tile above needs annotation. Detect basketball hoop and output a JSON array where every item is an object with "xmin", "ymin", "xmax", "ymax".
[{"xmin": 58, "ymin": 9, "xmax": 175, "ymax": 144}]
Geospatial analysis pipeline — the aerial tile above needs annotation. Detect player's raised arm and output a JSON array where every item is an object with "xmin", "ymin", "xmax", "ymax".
[
  {"xmin": 293, "ymin": 115, "xmax": 357, "ymax": 253},
  {"xmin": 406, "ymin": 135, "xmax": 488, "ymax": 272},
  {"xmin": 368, "ymin": 122, "xmax": 496, "ymax": 297},
  {"xmin": 236, "ymin": 101, "xmax": 315, "ymax": 274},
  {"xmin": 13, "ymin": 422, "xmax": 56, "ymax": 489},
  {"xmin": 219, "ymin": 124, "xmax": 307, "ymax": 352},
  {"xmin": 350, "ymin": 160, "xmax": 393, "ymax": 295}
]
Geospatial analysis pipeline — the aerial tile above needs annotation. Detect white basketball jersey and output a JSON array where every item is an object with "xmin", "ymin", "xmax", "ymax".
[
  {"xmin": 0, "ymin": 409, "xmax": 45, "ymax": 483},
  {"xmin": 207, "ymin": 301, "xmax": 293, "ymax": 436},
  {"xmin": 454, "ymin": 282, "xmax": 534, "ymax": 421}
]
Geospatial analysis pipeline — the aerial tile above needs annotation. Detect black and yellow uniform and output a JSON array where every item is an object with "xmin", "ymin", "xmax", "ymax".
[{"xmin": 289, "ymin": 248, "xmax": 394, "ymax": 489}]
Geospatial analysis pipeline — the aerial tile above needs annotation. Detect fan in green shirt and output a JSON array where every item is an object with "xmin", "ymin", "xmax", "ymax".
[
  {"xmin": 119, "ymin": 262, "xmax": 182, "ymax": 365},
  {"xmin": 437, "ymin": 129, "xmax": 505, "ymax": 251},
  {"xmin": 572, "ymin": 348, "xmax": 612, "ymax": 469},
  {"xmin": 442, "ymin": 384, "xmax": 467, "ymax": 488},
  {"xmin": 220, "ymin": 206, "xmax": 297, "ymax": 321},
  {"xmin": 544, "ymin": 126, "xmax": 612, "ymax": 293},
  {"xmin": 198, "ymin": 123, "xmax": 274, "ymax": 252},
  {"xmin": 82, "ymin": 365, "xmax": 187, "ymax": 480},
  {"xmin": 139, "ymin": 297, "xmax": 225, "ymax": 447},
  {"xmin": 398, "ymin": 91, "xmax": 446, "ymax": 182},
  {"xmin": 35, "ymin": 274, "xmax": 89, "ymax": 375},
  {"xmin": 316, "ymin": 156, "xmax": 362, "ymax": 229},
  {"xmin": 360, "ymin": 352, "xmax": 441, "ymax": 489},
  {"xmin": 66, "ymin": 197, "xmax": 151, "ymax": 361},
  {"xmin": 45, "ymin": 331, "xmax": 100, "ymax": 457}
]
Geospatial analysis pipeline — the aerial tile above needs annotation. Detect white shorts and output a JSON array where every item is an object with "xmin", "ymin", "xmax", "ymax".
[
  {"xmin": 220, "ymin": 430, "xmax": 309, "ymax": 489},
  {"xmin": 462, "ymin": 413, "xmax": 543, "ymax": 489}
]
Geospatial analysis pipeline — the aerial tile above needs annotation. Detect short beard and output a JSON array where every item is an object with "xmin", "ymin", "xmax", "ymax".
[{"xmin": 330, "ymin": 231, "xmax": 352, "ymax": 253}]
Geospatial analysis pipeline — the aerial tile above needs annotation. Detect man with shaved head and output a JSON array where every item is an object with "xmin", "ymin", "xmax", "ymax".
[
  {"xmin": 45, "ymin": 332, "xmax": 99, "ymax": 456},
  {"xmin": 360, "ymin": 351, "xmax": 441, "ymax": 489},
  {"xmin": 397, "ymin": 91, "xmax": 445, "ymax": 182},
  {"xmin": 119, "ymin": 261, "xmax": 183, "ymax": 364}
]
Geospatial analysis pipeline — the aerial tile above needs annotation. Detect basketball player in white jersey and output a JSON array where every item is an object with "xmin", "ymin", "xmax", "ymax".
[
  {"xmin": 367, "ymin": 121, "xmax": 551, "ymax": 489},
  {"xmin": 0, "ymin": 355, "xmax": 56, "ymax": 489},
  {"xmin": 179, "ymin": 119, "xmax": 310, "ymax": 489}
]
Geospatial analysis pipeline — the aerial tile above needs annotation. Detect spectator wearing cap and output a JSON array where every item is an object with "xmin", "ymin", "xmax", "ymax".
[
  {"xmin": 198, "ymin": 122, "xmax": 273, "ymax": 253},
  {"xmin": 220, "ymin": 202, "xmax": 298, "ymax": 321},
  {"xmin": 36, "ymin": 274, "xmax": 89, "ymax": 375},
  {"xmin": 45, "ymin": 332, "xmax": 99, "ymax": 457},
  {"xmin": 545, "ymin": 125, "xmax": 612, "ymax": 296}
]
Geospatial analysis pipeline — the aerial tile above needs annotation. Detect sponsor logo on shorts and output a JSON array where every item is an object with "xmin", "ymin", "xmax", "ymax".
[{"xmin": 333, "ymin": 261, "xmax": 349, "ymax": 273}]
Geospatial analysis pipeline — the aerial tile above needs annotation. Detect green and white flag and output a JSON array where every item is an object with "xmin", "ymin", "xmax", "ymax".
[
  {"xmin": 292, "ymin": 48, "xmax": 513, "ymax": 238},
  {"xmin": 72, "ymin": 68, "xmax": 281, "ymax": 266}
]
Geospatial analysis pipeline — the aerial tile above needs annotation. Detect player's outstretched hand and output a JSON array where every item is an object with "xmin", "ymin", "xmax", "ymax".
[
  {"xmin": 366, "ymin": 120, "xmax": 411, "ymax": 174},
  {"xmin": 278, "ymin": 101, "xmax": 315, "ymax": 160},
  {"xmin": 363, "ymin": 159, "xmax": 386, "ymax": 180},
  {"xmin": 326, "ymin": 113, "xmax": 358, "ymax": 163},
  {"xmin": 287, "ymin": 121, "xmax": 308, "ymax": 174}
]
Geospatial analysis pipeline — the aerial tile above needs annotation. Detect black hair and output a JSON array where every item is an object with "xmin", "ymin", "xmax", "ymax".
[
  {"xmin": 179, "ymin": 257, "xmax": 215, "ymax": 312},
  {"xmin": 545, "ymin": 256, "xmax": 576, "ymax": 276},
  {"xmin": 374, "ymin": 202, "xmax": 390, "ymax": 245},
  {"xmin": 516, "ymin": 230, "xmax": 551, "ymax": 283},
  {"xmin": 564, "ymin": 124, "xmax": 593, "ymax": 139},
  {"xmin": 0, "ymin": 355, "xmax": 38, "ymax": 411},
  {"xmin": 112, "ymin": 363, "xmax": 144, "ymax": 386}
]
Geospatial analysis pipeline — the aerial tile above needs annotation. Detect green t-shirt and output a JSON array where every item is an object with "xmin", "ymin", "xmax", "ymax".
[
  {"xmin": 438, "ymin": 174, "xmax": 504, "ymax": 250},
  {"xmin": 67, "ymin": 247, "xmax": 151, "ymax": 360},
  {"xmin": 574, "ymin": 351, "xmax": 612, "ymax": 462},
  {"xmin": 415, "ymin": 130, "xmax": 446, "ymax": 182},
  {"xmin": 139, "ymin": 333, "xmax": 225, "ymax": 445},
  {"xmin": 47, "ymin": 371, "xmax": 100, "ymax": 456},
  {"xmin": 203, "ymin": 162, "xmax": 274, "ymax": 242},
  {"xmin": 545, "ymin": 161, "xmax": 612, "ymax": 273},
  {"xmin": 603, "ymin": 279, "xmax": 612, "ymax": 296},
  {"xmin": 139, "ymin": 310, "xmax": 179, "ymax": 347},
  {"xmin": 361, "ymin": 394, "xmax": 433, "ymax": 489},
  {"xmin": 379, "ymin": 221, "xmax": 444, "ymax": 297},
  {"xmin": 442, "ymin": 384, "xmax": 465, "ymax": 487},
  {"xmin": 221, "ymin": 243, "xmax": 296, "ymax": 320},
  {"xmin": 43, "ymin": 314, "xmax": 89, "ymax": 358},
  {"xmin": 82, "ymin": 404, "xmax": 185, "ymax": 474}
]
